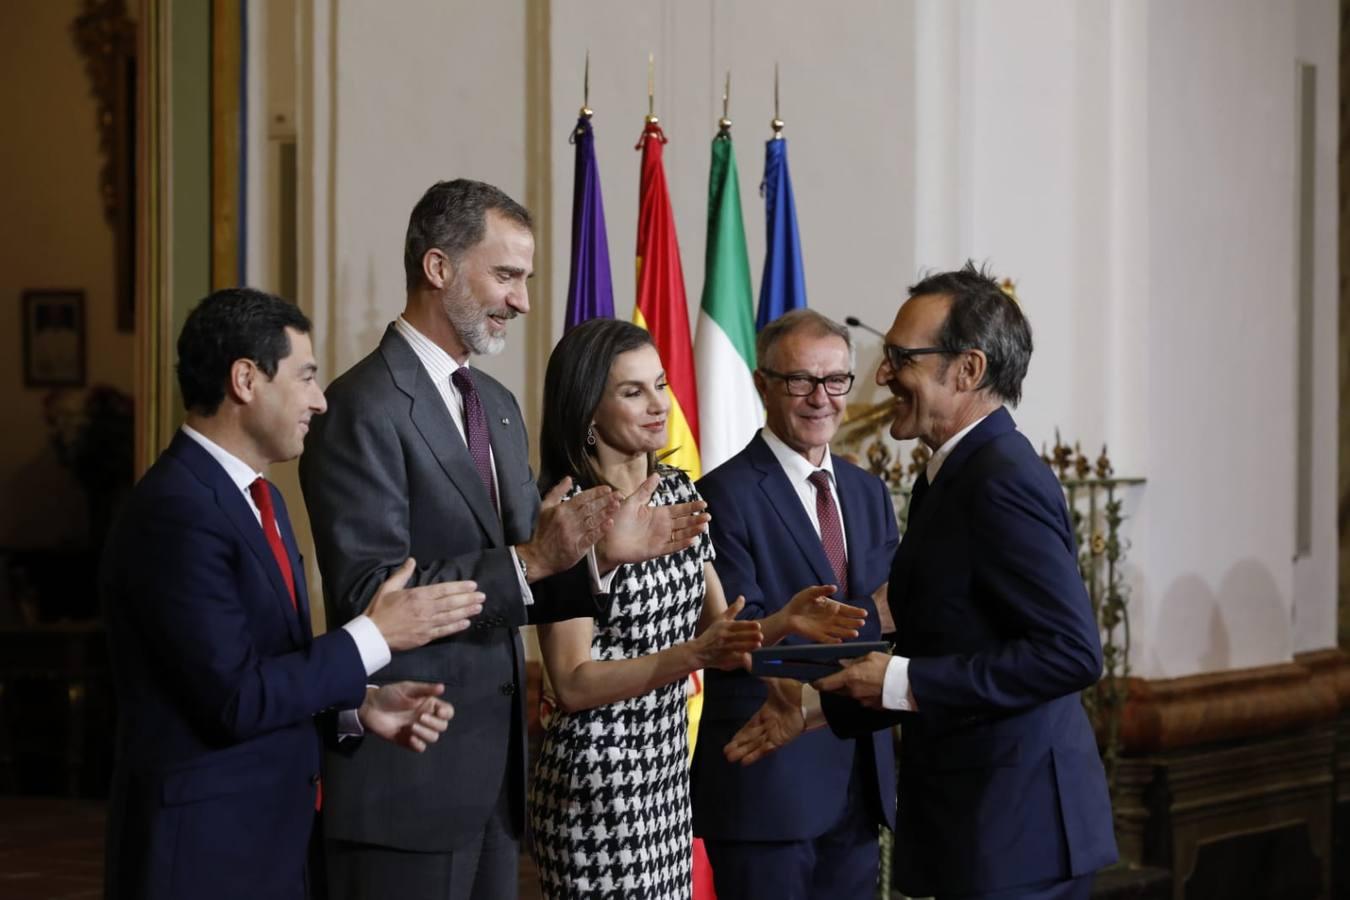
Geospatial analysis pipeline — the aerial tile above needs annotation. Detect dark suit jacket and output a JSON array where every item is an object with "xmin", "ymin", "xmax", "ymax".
[
  {"xmin": 299, "ymin": 324, "xmax": 592, "ymax": 853},
  {"xmin": 823, "ymin": 408, "xmax": 1118, "ymax": 897},
  {"xmin": 691, "ymin": 433, "xmax": 898, "ymax": 842},
  {"xmin": 101, "ymin": 431, "xmax": 367, "ymax": 900}
]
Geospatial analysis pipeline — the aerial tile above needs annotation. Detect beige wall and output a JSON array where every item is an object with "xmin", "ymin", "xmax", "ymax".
[
  {"xmin": 248, "ymin": 0, "xmax": 1341, "ymax": 674},
  {"xmin": 0, "ymin": 0, "xmax": 134, "ymax": 548}
]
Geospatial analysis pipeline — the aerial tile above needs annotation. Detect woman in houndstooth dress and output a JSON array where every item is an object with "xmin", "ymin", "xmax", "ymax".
[
  {"xmin": 531, "ymin": 466, "xmax": 715, "ymax": 898},
  {"xmin": 527, "ymin": 320, "xmax": 867, "ymax": 899}
]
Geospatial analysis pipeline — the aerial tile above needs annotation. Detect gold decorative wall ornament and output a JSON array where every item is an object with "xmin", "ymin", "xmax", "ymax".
[
  {"xmin": 71, "ymin": 0, "xmax": 136, "ymax": 332},
  {"xmin": 71, "ymin": 0, "xmax": 135, "ymax": 226}
]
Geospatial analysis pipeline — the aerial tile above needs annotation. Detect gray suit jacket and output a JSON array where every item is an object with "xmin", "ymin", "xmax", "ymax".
[{"xmin": 299, "ymin": 324, "xmax": 592, "ymax": 852}]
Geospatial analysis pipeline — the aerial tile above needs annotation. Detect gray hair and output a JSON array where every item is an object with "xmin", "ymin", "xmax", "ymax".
[
  {"xmin": 755, "ymin": 308, "xmax": 855, "ymax": 372},
  {"xmin": 403, "ymin": 179, "xmax": 532, "ymax": 290}
]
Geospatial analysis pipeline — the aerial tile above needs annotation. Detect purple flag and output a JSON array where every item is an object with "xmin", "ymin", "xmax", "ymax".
[{"xmin": 564, "ymin": 116, "xmax": 615, "ymax": 330}]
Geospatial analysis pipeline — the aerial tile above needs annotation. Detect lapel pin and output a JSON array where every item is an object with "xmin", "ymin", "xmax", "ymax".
[{"xmin": 501, "ymin": 417, "xmax": 510, "ymax": 425}]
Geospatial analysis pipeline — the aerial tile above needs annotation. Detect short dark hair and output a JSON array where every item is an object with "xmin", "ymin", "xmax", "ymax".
[
  {"xmin": 539, "ymin": 318, "xmax": 655, "ymax": 489},
  {"xmin": 176, "ymin": 287, "xmax": 312, "ymax": 416},
  {"xmin": 755, "ymin": 308, "xmax": 854, "ymax": 372},
  {"xmin": 403, "ymin": 179, "xmax": 533, "ymax": 290},
  {"xmin": 908, "ymin": 261, "xmax": 1033, "ymax": 406}
]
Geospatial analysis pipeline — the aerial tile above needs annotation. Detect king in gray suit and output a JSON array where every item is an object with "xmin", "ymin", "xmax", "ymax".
[{"xmin": 300, "ymin": 180, "xmax": 708, "ymax": 899}]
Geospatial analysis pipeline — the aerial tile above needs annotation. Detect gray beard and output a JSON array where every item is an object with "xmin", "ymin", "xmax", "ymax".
[{"xmin": 443, "ymin": 284, "xmax": 507, "ymax": 357}]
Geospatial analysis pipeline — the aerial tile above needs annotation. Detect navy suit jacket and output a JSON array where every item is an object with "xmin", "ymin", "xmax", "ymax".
[
  {"xmin": 102, "ymin": 432, "xmax": 367, "ymax": 900},
  {"xmin": 691, "ymin": 432, "xmax": 898, "ymax": 841},
  {"xmin": 823, "ymin": 408, "xmax": 1117, "ymax": 896}
]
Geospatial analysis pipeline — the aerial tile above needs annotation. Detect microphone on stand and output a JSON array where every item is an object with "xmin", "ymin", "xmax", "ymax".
[{"xmin": 844, "ymin": 316, "xmax": 887, "ymax": 341}]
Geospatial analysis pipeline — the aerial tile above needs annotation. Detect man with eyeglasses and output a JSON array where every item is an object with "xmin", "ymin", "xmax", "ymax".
[
  {"xmin": 691, "ymin": 308, "xmax": 898, "ymax": 900},
  {"xmin": 727, "ymin": 264, "xmax": 1117, "ymax": 900}
]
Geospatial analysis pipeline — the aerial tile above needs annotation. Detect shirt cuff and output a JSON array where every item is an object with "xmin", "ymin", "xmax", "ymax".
[
  {"xmin": 510, "ymin": 547, "xmax": 535, "ymax": 606},
  {"xmin": 587, "ymin": 547, "xmax": 619, "ymax": 594},
  {"xmin": 342, "ymin": 616, "xmax": 391, "ymax": 677},
  {"xmin": 882, "ymin": 655, "xmax": 917, "ymax": 711},
  {"xmin": 800, "ymin": 684, "xmax": 828, "ymax": 731},
  {"xmin": 337, "ymin": 705, "xmax": 365, "ymax": 740}
]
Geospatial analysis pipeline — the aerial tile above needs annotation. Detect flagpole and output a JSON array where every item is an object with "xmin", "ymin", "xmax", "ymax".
[
  {"xmin": 647, "ymin": 52, "xmax": 659, "ymax": 125},
  {"xmin": 771, "ymin": 61, "xmax": 784, "ymax": 139},
  {"xmin": 719, "ymin": 70, "xmax": 731, "ymax": 136},
  {"xmin": 581, "ymin": 50, "xmax": 592, "ymax": 120}
]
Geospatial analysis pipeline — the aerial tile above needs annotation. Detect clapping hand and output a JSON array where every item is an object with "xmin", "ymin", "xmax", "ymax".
[
  {"xmin": 690, "ymin": 597, "xmax": 762, "ymax": 671},
  {"xmin": 598, "ymin": 474, "xmax": 711, "ymax": 570},
  {"xmin": 363, "ymin": 558, "xmax": 485, "ymax": 651},
  {"xmin": 783, "ymin": 585, "xmax": 868, "ymax": 643},
  {"xmin": 723, "ymin": 677, "xmax": 805, "ymax": 765},
  {"xmin": 517, "ymin": 478, "xmax": 619, "ymax": 580},
  {"xmin": 359, "ymin": 681, "xmax": 454, "ymax": 752}
]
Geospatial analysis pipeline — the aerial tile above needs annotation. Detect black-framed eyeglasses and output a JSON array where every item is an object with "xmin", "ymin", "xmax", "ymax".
[
  {"xmin": 882, "ymin": 344, "xmax": 967, "ymax": 372},
  {"xmin": 759, "ymin": 368, "xmax": 855, "ymax": 397}
]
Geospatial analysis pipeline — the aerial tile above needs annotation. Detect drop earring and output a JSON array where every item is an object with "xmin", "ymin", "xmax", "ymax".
[{"xmin": 586, "ymin": 424, "xmax": 597, "ymax": 446}]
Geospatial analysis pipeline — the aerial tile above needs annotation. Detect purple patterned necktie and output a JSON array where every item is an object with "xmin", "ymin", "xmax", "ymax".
[
  {"xmin": 808, "ymin": 470, "xmax": 848, "ymax": 589},
  {"xmin": 451, "ymin": 367, "xmax": 498, "ymax": 513}
]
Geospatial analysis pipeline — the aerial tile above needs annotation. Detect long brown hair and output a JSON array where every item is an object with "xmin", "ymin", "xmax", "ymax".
[{"xmin": 538, "ymin": 318, "xmax": 657, "ymax": 490}]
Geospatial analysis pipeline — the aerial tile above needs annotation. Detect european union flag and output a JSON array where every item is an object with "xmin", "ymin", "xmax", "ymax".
[{"xmin": 756, "ymin": 136, "xmax": 806, "ymax": 331}]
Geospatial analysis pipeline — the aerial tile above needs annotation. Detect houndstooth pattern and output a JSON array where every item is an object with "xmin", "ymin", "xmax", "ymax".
[{"xmin": 530, "ymin": 468, "xmax": 714, "ymax": 899}]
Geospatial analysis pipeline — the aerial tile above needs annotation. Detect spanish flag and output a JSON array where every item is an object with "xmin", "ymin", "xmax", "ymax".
[{"xmin": 633, "ymin": 119, "xmax": 700, "ymax": 479}]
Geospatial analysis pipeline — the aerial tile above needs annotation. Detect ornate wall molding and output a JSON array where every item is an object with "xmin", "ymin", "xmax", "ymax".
[
  {"xmin": 72, "ymin": 0, "xmax": 136, "ymax": 225},
  {"xmin": 1119, "ymin": 652, "xmax": 1348, "ymax": 755},
  {"xmin": 72, "ymin": 0, "xmax": 137, "ymax": 332}
]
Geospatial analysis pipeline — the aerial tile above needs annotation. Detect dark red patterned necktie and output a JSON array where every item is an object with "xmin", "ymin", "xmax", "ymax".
[
  {"xmin": 808, "ymin": 470, "xmax": 848, "ymax": 589},
  {"xmin": 451, "ymin": 367, "xmax": 499, "ymax": 513},
  {"xmin": 248, "ymin": 477, "xmax": 296, "ymax": 609}
]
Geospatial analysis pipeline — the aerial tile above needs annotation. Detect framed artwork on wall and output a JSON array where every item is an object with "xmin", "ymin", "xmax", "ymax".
[{"xmin": 22, "ymin": 290, "xmax": 86, "ymax": 388}]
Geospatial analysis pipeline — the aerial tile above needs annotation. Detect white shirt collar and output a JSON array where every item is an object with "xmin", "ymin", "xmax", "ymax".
[
  {"xmin": 925, "ymin": 411, "xmax": 994, "ymax": 484},
  {"xmin": 181, "ymin": 424, "xmax": 263, "ymax": 493},
  {"xmin": 761, "ymin": 426, "xmax": 836, "ymax": 486},
  {"xmin": 395, "ymin": 316, "xmax": 465, "ymax": 380}
]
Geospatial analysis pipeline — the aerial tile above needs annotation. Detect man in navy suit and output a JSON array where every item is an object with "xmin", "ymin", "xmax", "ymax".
[
  {"xmin": 728, "ymin": 265, "xmax": 1117, "ymax": 899},
  {"xmin": 102, "ymin": 288, "xmax": 486, "ymax": 900},
  {"xmin": 693, "ymin": 309, "xmax": 898, "ymax": 899}
]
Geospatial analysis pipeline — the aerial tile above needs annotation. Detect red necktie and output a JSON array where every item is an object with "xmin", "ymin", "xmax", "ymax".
[
  {"xmin": 808, "ymin": 470, "xmax": 848, "ymax": 589},
  {"xmin": 249, "ymin": 477, "xmax": 320, "ymax": 809},
  {"xmin": 451, "ymin": 367, "xmax": 499, "ymax": 513},
  {"xmin": 248, "ymin": 477, "xmax": 296, "ymax": 609}
]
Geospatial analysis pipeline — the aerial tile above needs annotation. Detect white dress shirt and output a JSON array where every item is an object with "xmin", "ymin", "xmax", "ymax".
[
  {"xmin": 759, "ymin": 426, "xmax": 848, "ymax": 549},
  {"xmin": 393, "ymin": 317, "xmax": 534, "ymax": 604},
  {"xmin": 880, "ymin": 411, "xmax": 993, "ymax": 712},
  {"xmin": 180, "ymin": 424, "xmax": 391, "ymax": 677},
  {"xmin": 758, "ymin": 426, "xmax": 847, "ymax": 727}
]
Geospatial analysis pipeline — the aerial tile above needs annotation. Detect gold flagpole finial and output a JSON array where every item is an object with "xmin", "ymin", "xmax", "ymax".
[
  {"xmin": 771, "ymin": 62, "xmax": 785, "ymax": 139},
  {"xmin": 580, "ymin": 50, "xmax": 593, "ymax": 118},
  {"xmin": 718, "ymin": 71, "xmax": 732, "ymax": 132},
  {"xmin": 646, "ymin": 52, "xmax": 659, "ymax": 124}
]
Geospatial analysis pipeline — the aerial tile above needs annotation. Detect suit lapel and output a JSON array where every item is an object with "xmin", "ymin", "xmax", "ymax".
[
  {"xmin": 273, "ymin": 490, "xmax": 313, "ymax": 641},
  {"xmin": 891, "ymin": 407, "xmax": 1017, "ymax": 603},
  {"xmin": 381, "ymin": 326, "xmax": 505, "ymax": 545},
  {"xmin": 748, "ymin": 435, "xmax": 838, "ymax": 589},
  {"xmin": 168, "ymin": 434, "xmax": 304, "ymax": 646},
  {"xmin": 478, "ymin": 381, "xmax": 528, "ymax": 536},
  {"xmin": 832, "ymin": 459, "xmax": 868, "ymax": 599}
]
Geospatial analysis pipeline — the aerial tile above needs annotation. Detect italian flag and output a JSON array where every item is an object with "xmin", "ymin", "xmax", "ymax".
[{"xmin": 694, "ymin": 129, "xmax": 762, "ymax": 475}]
